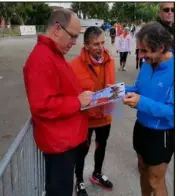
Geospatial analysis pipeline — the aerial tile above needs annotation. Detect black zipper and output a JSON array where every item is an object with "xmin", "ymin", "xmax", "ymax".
[{"xmin": 88, "ymin": 64, "xmax": 98, "ymax": 76}]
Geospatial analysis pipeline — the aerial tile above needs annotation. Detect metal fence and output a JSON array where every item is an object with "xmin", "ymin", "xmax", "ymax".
[{"xmin": 0, "ymin": 118, "xmax": 45, "ymax": 196}]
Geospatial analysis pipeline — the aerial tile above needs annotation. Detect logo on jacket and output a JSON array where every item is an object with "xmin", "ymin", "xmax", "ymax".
[{"xmin": 157, "ymin": 82, "xmax": 163, "ymax": 88}]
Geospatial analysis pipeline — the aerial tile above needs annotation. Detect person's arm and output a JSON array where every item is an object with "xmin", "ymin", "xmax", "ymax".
[
  {"xmin": 115, "ymin": 36, "xmax": 120, "ymax": 51},
  {"xmin": 125, "ymin": 71, "xmax": 140, "ymax": 93},
  {"xmin": 128, "ymin": 35, "xmax": 132, "ymax": 53},
  {"xmin": 25, "ymin": 59, "xmax": 81, "ymax": 120},
  {"xmin": 136, "ymin": 85, "xmax": 174, "ymax": 120}
]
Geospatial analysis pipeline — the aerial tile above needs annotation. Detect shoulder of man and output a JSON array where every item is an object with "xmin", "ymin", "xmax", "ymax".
[
  {"xmin": 69, "ymin": 55, "xmax": 82, "ymax": 68},
  {"xmin": 156, "ymin": 17, "xmax": 174, "ymax": 36},
  {"xmin": 25, "ymin": 43, "xmax": 66, "ymax": 72}
]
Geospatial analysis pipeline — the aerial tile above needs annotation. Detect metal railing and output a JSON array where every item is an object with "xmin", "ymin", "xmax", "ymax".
[{"xmin": 0, "ymin": 118, "xmax": 45, "ymax": 196}]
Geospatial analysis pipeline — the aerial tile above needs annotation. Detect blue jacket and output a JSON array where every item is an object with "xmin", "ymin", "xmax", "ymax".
[{"xmin": 126, "ymin": 56, "xmax": 174, "ymax": 130}]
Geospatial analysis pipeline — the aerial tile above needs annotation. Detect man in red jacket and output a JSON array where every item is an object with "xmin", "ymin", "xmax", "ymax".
[{"xmin": 23, "ymin": 8, "xmax": 92, "ymax": 196}]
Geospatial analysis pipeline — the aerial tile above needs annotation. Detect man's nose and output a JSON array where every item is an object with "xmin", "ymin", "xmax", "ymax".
[{"xmin": 99, "ymin": 43, "xmax": 104, "ymax": 49}]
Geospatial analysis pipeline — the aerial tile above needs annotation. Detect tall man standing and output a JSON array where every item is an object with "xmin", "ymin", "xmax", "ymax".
[
  {"xmin": 157, "ymin": 2, "xmax": 174, "ymax": 50},
  {"xmin": 23, "ymin": 8, "xmax": 92, "ymax": 196},
  {"xmin": 158, "ymin": 2, "xmax": 174, "ymax": 36},
  {"xmin": 123, "ymin": 22, "xmax": 174, "ymax": 196},
  {"xmin": 70, "ymin": 26, "xmax": 115, "ymax": 196}
]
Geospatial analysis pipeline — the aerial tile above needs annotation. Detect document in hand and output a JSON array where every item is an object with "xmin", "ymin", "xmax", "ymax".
[{"xmin": 81, "ymin": 82, "xmax": 125, "ymax": 110}]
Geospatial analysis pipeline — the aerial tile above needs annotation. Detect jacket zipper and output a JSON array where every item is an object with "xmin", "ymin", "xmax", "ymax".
[
  {"xmin": 164, "ymin": 131, "xmax": 167, "ymax": 148},
  {"xmin": 88, "ymin": 64, "xmax": 98, "ymax": 76},
  {"xmin": 151, "ymin": 67, "xmax": 155, "ymax": 79}
]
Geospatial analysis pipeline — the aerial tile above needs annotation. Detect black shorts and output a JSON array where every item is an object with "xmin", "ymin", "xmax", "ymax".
[
  {"xmin": 133, "ymin": 120, "xmax": 174, "ymax": 165},
  {"xmin": 120, "ymin": 52, "xmax": 128, "ymax": 62}
]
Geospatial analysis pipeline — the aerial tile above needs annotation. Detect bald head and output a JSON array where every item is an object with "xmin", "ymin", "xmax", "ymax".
[
  {"xmin": 45, "ymin": 8, "xmax": 81, "ymax": 55},
  {"xmin": 47, "ymin": 8, "xmax": 76, "ymax": 29}
]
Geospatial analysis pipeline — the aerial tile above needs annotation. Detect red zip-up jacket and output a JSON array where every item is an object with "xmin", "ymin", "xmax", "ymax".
[{"xmin": 23, "ymin": 35, "xmax": 88, "ymax": 153}]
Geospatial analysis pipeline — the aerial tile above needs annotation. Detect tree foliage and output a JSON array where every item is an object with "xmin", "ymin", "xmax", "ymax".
[
  {"xmin": 71, "ymin": 2, "xmax": 109, "ymax": 21},
  {"xmin": 110, "ymin": 2, "xmax": 159, "ymax": 23},
  {"xmin": 0, "ymin": 2, "xmax": 160, "ymax": 26},
  {"xmin": 0, "ymin": 2, "xmax": 52, "ymax": 25},
  {"xmin": 71, "ymin": 2, "xmax": 159, "ymax": 23}
]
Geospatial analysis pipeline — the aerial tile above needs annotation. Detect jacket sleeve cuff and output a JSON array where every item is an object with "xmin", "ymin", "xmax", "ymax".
[
  {"xmin": 136, "ymin": 95, "xmax": 148, "ymax": 112},
  {"xmin": 73, "ymin": 97, "xmax": 81, "ymax": 111}
]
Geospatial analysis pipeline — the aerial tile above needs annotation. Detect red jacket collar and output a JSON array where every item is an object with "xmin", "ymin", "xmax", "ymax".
[{"xmin": 37, "ymin": 34, "xmax": 63, "ymax": 57}]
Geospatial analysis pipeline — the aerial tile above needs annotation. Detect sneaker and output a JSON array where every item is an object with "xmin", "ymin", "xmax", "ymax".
[
  {"xmin": 118, "ymin": 66, "xmax": 122, "ymax": 71},
  {"xmin": 122, "ymin": 68, "xmax": 126, "ymax": 71},
  {"xmin": 76, "ymin": 182, "xmax": 88, "ymax": 196},
  {"xmin": 90, "ymin": 172, "xmax": 113, "ymax": 190}
]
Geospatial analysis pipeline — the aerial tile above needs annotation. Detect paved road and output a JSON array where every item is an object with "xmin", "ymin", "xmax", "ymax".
[{"xmin": 0, "ymin": 34, "xmax": 174, "ymax": 195}]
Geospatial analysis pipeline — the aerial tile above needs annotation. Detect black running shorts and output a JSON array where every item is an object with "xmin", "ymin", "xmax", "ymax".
[
  {"xmin": 120, "ymin": 52, "xmax": 128, "ymax": 62},
  {"xmin": 133, "ymin": 120, "xmax": 174, "ymax": 165}
]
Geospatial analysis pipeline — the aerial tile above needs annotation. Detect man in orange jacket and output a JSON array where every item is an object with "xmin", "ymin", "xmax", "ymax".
[
  {"xmin": 23, "ymin": 8, "xmax": 92, "ymax": 196},
  {"xmin": 70, "ymin": 26, "xmax": 116, "ymax": 196}
]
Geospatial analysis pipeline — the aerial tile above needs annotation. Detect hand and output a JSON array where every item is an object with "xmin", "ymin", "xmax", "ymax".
[
  {"xmin": 122, "ymin": 92, "xmax": 140, "ymax": 108},
  {"xmin": 106, "ymin": 84, "xmax": 114, "ymax": 87},
  {"xmin": 129, "ymin": 52, "xmax": 131, "ymax": 55},
  {"xmin": 116, "ymin": 50, "xmax": 119, "ymax": 54},
  {"xmin": 78, "ymin": 91, "xmax": 93, "ymax": 107}
]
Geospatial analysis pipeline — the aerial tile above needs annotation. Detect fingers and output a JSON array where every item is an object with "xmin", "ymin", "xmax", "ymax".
[
  {"xmin": 125, "ymin": 92, "xmax": 135, "ymax": 98},
  {"xmin": 106, "ymin": 84, "xmax": 113, "ymax": 87}
]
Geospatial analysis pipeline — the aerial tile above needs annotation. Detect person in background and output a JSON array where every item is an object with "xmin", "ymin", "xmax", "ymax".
[
  {"xmin": 123, "ymin": 22, "xmax": 174, "ymax": 196},
  {"xmin": 105, "ymin": 23, "xmax": 111, "ymax": 37},
  {"xmin": 135, "ymin": 48, "xmax": 143, "ymax": 70},
  {"xmin": 117, "ymin": 24, "xmax": 123, "ymax": 36},
  {"xmin": 157, "ymin": 2, "xmax": 174, "ymax": 50},
  {"xmin": 110, "ymin": 25, "xmax": 116, "ymax": 44},
  {"xmin": 23, "ymin": 8, "xmax": 92, "ymax": 196},
  {"xmin": 158, "ymin": 2, "xmax": 174, "ymax": 36},
  {"xmin": 100, "ymin": 23, "xmax": 105, "ymax": 31},
  {"xmin": 130, "ymin": 23, "xmax": 136, "ymax": 37},
  {"xmin": 135, "ymin": 23, "xmax": 145, "ymax": 70},
  {"xmin": 70, "ymin": 26, "xmax": 115, "ymax": 196},
  {"xmin": 116, "ymin": 27, "xmax": 132, "ymax": 71}
]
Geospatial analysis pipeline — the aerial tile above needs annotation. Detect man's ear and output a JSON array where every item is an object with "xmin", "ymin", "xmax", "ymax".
[
  {"xmin": 160, "ymin": 44, "xmax": 165, "ymax": 53},
  {"xmin": 84, "ymin": 43, "xmax": 89, "ymax": 50},
  {"xmin": 54, "ymin": 23, "xmax": 62, "ymax": 37}
]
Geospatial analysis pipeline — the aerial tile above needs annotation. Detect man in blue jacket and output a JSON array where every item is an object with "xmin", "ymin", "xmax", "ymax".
[{"xmin": 123, "ymin": 22, "xmax": 174, "ymax": 196}]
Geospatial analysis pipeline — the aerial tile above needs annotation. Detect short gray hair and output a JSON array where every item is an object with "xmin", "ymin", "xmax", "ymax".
[
  {"xmin": 136, "ymin": 21, "xmax": 173, "ymax": 53},
  {"xmin": 47, "ymin": 8, "xmax": 75, "ymax": 28},
  {"xmin": 84, "ymin": 26, "xmax": 104, "ymax": 44}
]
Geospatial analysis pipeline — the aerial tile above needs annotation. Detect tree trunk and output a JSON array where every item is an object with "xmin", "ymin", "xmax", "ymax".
[{"xmin": 19, "ymin": 16, "xmax": 24, "ymax": 25}]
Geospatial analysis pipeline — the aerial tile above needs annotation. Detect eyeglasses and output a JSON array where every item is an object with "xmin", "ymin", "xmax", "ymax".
[
  {"xmin": 162, "ymin": 7, "xmax": 174, "ymax": 13},
  {"xmin": 56, "ymin": 22, "xmax": 78, "ymax": 40}
]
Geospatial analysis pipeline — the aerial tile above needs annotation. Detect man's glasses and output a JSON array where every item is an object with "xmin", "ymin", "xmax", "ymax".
[
  {"xmin": 56, "ymin": 22, "xmax": 78, "ymax": 40},
  {"xmin": 162, "ymin": 7, "xmax": 174, "ymax": 13}
]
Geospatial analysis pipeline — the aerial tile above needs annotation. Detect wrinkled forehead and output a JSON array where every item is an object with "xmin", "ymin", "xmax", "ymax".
[{"xmin": 87, "ymin": 33, "xmax": 105, "ymax": 44}]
